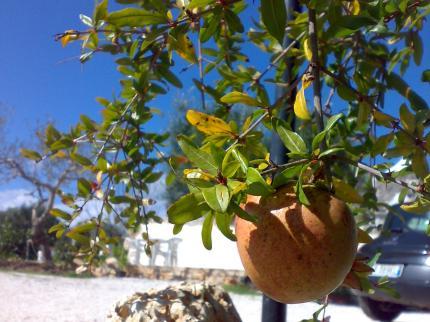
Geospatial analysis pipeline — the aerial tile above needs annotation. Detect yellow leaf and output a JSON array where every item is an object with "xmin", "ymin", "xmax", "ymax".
[
  {"xmin": 168, "ymin": 34, "xmax": 197, "ymax": 63},
  {"xmin": 344, "ymin": 0, "xmax": 360, "ymax": 15},
  {"xmin": 54, "ymin": 151, "xmax": 67, "ymax": 158},
  {"xmin": 352, "ymin": 0, "xmax": 360, "ymax": 15},
  {"xmin": 302, "ymin": 73, "xmax": 313, "ymax": 89},
  {"xmin": 303, "ymin": 38, "xmax": 312, "ymax": 61},
  {"xmin": 357, "ymin": 228, "xmax": 373, "ymax": 243},
  {"xmin": 186, "ymin": 110, "xmax": 235, "ymax": 136},
  {"xmin": 333, "ymin": 178, "xmax": 364, "ymax": 203},
  {"xmin": 401, "ymin": 198, "xmax": 430, "ymax": 214},
  {"xmin": 167, "ymin": 10, "xmax": 173, "ymax": 21},
  {"xmin": 242, "ymin": 116, "xmax": 252, "ymax": 132},
  {"xmin": 96, "ymin": 171, "xmax": 103, "ymax": 185},
  {"xmin": 294, "ymin": 87, "xmax": 311, "ymax": 121},
  {"xmin": 61, "ymin": 30, "xmax": 79, "ymax": 47}
]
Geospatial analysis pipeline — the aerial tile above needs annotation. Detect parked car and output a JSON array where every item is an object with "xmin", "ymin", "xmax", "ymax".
[{"xmin": 355, "ymin": 206, "xmax": 430, "ymax": 321}]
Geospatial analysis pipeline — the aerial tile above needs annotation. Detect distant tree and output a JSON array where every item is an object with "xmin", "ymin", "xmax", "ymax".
[
  {"xmin": 0, "ymin": 121, "xmax": 81, "ymax": 262},
  {"xmin": 0, "ymin": 206, "xmax": 57, "ymax": 259}
]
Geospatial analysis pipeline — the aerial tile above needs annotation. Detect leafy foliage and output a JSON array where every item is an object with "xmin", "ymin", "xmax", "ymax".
[{"xmin": 43, "ymin": 0, "xmax": 430, "ymax": 269}]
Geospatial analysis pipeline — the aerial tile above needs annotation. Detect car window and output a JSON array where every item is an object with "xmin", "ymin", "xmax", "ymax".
[
  {"xmin": 406, "ymin": 217, "xmax": 430, "ymax": 232},
  {"xmin": 386, "ymin": 206, "xmax": 430, "ymax": 233}
]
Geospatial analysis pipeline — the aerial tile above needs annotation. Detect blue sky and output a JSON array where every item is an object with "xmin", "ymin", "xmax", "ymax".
[{"xmin": 1, "ymin": 1, "xmax": 429, "ymax": 209}]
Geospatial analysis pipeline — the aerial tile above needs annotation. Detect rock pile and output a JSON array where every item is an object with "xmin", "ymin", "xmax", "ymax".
[{"xmin": 107, "ymin": 282, "xmax": 242, "ymax": 322}]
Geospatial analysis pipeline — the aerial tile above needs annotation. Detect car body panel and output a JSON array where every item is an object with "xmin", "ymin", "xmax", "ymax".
[{"xmin": 356, "ymin": 207, "xmax": 430, "ymax": 310}]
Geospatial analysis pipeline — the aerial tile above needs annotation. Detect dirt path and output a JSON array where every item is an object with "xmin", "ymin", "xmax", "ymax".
[{"xmin": 1, "ymin": 271, "xmax": 428, "ymax": 322}]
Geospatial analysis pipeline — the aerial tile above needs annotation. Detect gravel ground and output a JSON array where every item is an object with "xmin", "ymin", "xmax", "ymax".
[{"xmin": 0, "ymin": 271, "xmax": 428, "ymax": 322}]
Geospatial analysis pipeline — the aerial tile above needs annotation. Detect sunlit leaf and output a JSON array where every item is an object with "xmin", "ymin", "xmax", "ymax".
[
  {"xmin": 294, "ymin": 87, "xmax": 311, "ymax": 121},
  {"xmin": 303, "ymin": 38, "xmax": 312, "ymax": 61},
  {"xmin": 167, "ymin": 193, "xmax": 209, "ymax": 224},
  {"xmin": 333, "ymin": 178, "xmax": 364, "ymax": 203},
  {"xmin": 220, "ymin": 91, "xmax": 262, "ymax": 107},
  {"xmin": 106, "ymin": 8, "xmax": 167, "ymax": 27},
  {"xmin": 186, "ymin": 110, "xmax": 234, "ymax": 136}
]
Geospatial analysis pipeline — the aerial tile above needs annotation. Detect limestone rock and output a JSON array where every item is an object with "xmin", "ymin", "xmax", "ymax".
[{"xmin": 107, "ymin": 282, "xmax": 242, "ymax": 322}]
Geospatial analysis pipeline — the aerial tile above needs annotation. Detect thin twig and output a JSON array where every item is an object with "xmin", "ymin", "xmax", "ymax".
[
  {"xmin": 197, "ymin": 22, "xmax": 206, "ymax": 110},
  {"xmin": 226, "ymin": 111, "xmax": 269, "ymax": 151},
  {"xmin": 320, "ymin": 66, "xmax": 430, "ymax": 154},
  {"xmin": 249, "ymin": 30, "xmax": 306, "ymax": 89},
  {"xmin": 260, "ymin": 159, "xmax": 310, "ymax": 175},
  {"xmin": 93, "ymin": 94, "xmax": 138, "ymax": 163},
  {"xmin": 330, "ymin": 155, "xmax": 430, "ymax": 198},
  {"xmin": 308, "ymin": 8, "xmax": 333, "ymax": 186}
]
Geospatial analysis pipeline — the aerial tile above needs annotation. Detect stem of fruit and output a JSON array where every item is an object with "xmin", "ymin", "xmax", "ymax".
[{"xmin": 308, "ymin": 8, "xmax": 333, "ymax": 187}]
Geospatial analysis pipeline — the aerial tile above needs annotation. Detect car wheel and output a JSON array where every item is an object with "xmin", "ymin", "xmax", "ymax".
[{"xmin": 358, "ymin": 296, "xmax": 403, "ymax": 321}]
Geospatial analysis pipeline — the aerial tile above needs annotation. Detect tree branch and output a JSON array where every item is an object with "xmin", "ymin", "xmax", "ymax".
[{"xmin": 308, "ymin": 8, "xmax": 332, "ymax": 185}]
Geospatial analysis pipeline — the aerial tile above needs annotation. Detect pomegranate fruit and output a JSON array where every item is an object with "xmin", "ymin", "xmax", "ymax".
[{"xmin": 235, "ymin": 185, "xmax": 357, "ymax": 303}]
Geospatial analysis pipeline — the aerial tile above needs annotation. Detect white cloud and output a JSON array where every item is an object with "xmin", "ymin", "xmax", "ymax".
[{"xmin": 0, "ymin": 189, "xmax": 37, "ymax": 211}]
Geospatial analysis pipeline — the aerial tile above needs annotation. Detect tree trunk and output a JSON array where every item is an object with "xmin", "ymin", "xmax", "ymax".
[{"xmin": 30, "ymin": 208, "xmax": 52, "ymax": 262}]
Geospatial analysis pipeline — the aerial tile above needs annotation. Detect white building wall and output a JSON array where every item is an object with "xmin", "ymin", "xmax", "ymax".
[{"xmin": 125, "ymin": 222, "xmax": 244, "ymax": 271}]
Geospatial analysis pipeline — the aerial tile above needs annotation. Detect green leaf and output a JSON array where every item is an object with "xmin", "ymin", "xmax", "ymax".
[
  {"xmin": 188, "ymin": 0, "xmax": 215, "ymax": 9},
  {"xmin": 177, "ymin": 136, "xmax": 218, "ymax": 174},
  {"xmin": 273, "ymin": 120, "xmax": 307, "ymax": 153},
  {"xmin": 70, "ymin": 222, "xmax": 97, "ymax": 234},
  {"xmin": 202, "ymin": 184, "xmax": 230, "ymax": 213},
  {"xmin": 50, "ymin": 138, "xmax": 74, "ymax": 151},
  {"xmin": 325, "ymin": 113, "xmax": 343, "ymax": 131},
  {"xmin": 333, "ymin": 178, "xmax": 364, "ymax": 203},
  {"xmin": 372, "ymin": 133, "xmax": 394, "ymax": 157},
  {"xmin": 412, "ymin": 149, "xmax": 428, "ymax": 179},
  {"xmin": 296, "ymin": 165, "xmax": 311, "ymax": 206},
  {"xmin": 312, "ymin": 131, "xmax": 327, "ymax": 151},
  {"xmin": 224, "ymin": 9, "xmax": 244, "ymax": 33},
  {"xmin": 272, "ymin": 165, "xmax": 302, "ymax": 188},
  {"xmin": 422, "ymin": 70, "xmax": 430, "ymax": 83},
  {"xmin": 318, "ymin": 147, "xmax": 345, "ymax": 158},
  {"xmin": 261, "ymin": 0, "xmax": 286, "ymax": 45},
  {"xmin": 173, "ymin": 224, "xmax": 183, "ymax": 235},
  {"xmin": 246, "ymin": 167, "xmax": 274, "ymax": 197},
  {"xmin": 94, "ymin": 0, "xmax": 108, "ymax": 22},
  {"xmin": 215, "ymin": 212, "xmax": 236, "ymax": 241},
  {"xmin": 231, "ymin": 148, "xmax": 248, "ymax": 173},
  {"xmin": 386, "ymin": 72, "xmax": 429, "ymax": 111},
  {"xmin": 399, "ymin": 104, "xmax": 415, "ymax": 133},
  {"xmin": 220, "ymin": 91, "xmax": 262, "ymax": 107},
  {"xmin": 229, "ymin": 202, "xmax": 258, "ymax": 223},
  {"xmin": 337, "ymin": 15, "xmax": 377, "ymax": 30},
  {"xmin": 106, "ymin": 8, "xmax": 167, "ymax": 27},
  {"xmin": 158, "ymin": 66, "xmax": 183, "ymax": 88},
  {"xmin": 20, "ymin": 149, "xmax": 42, "ymax": 161},
  {"xmin": 48, "ymin": 223, "xmax": 65, "ymax": 234},
  {"xmin": 77, "ymin": 178, "xmax": 92, "ymax": 196},
  {"xmin": 66, "ymin": 231, "xmax": 90, "ymax": 245},
  {"xmin": 70, "ymin": 153, "xmax": 92, "ymax": 166},
  {"xmin": 50, "ymin": 209, "xmax": 72, "ymax": 221},
  {"xmin": 222, "ymin": 160, "xmax": 241, "ymax": 178},
  {"xmin": 201, "ymin": 212, "xmax": 214, "ymax": 250},
  {"xmin": 167, "ymin": 193, "xmax": 209, "ymax": 224},
  {"xmin": 412, "ymin": 31, "xmax": 423, "ymax": 65}
]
